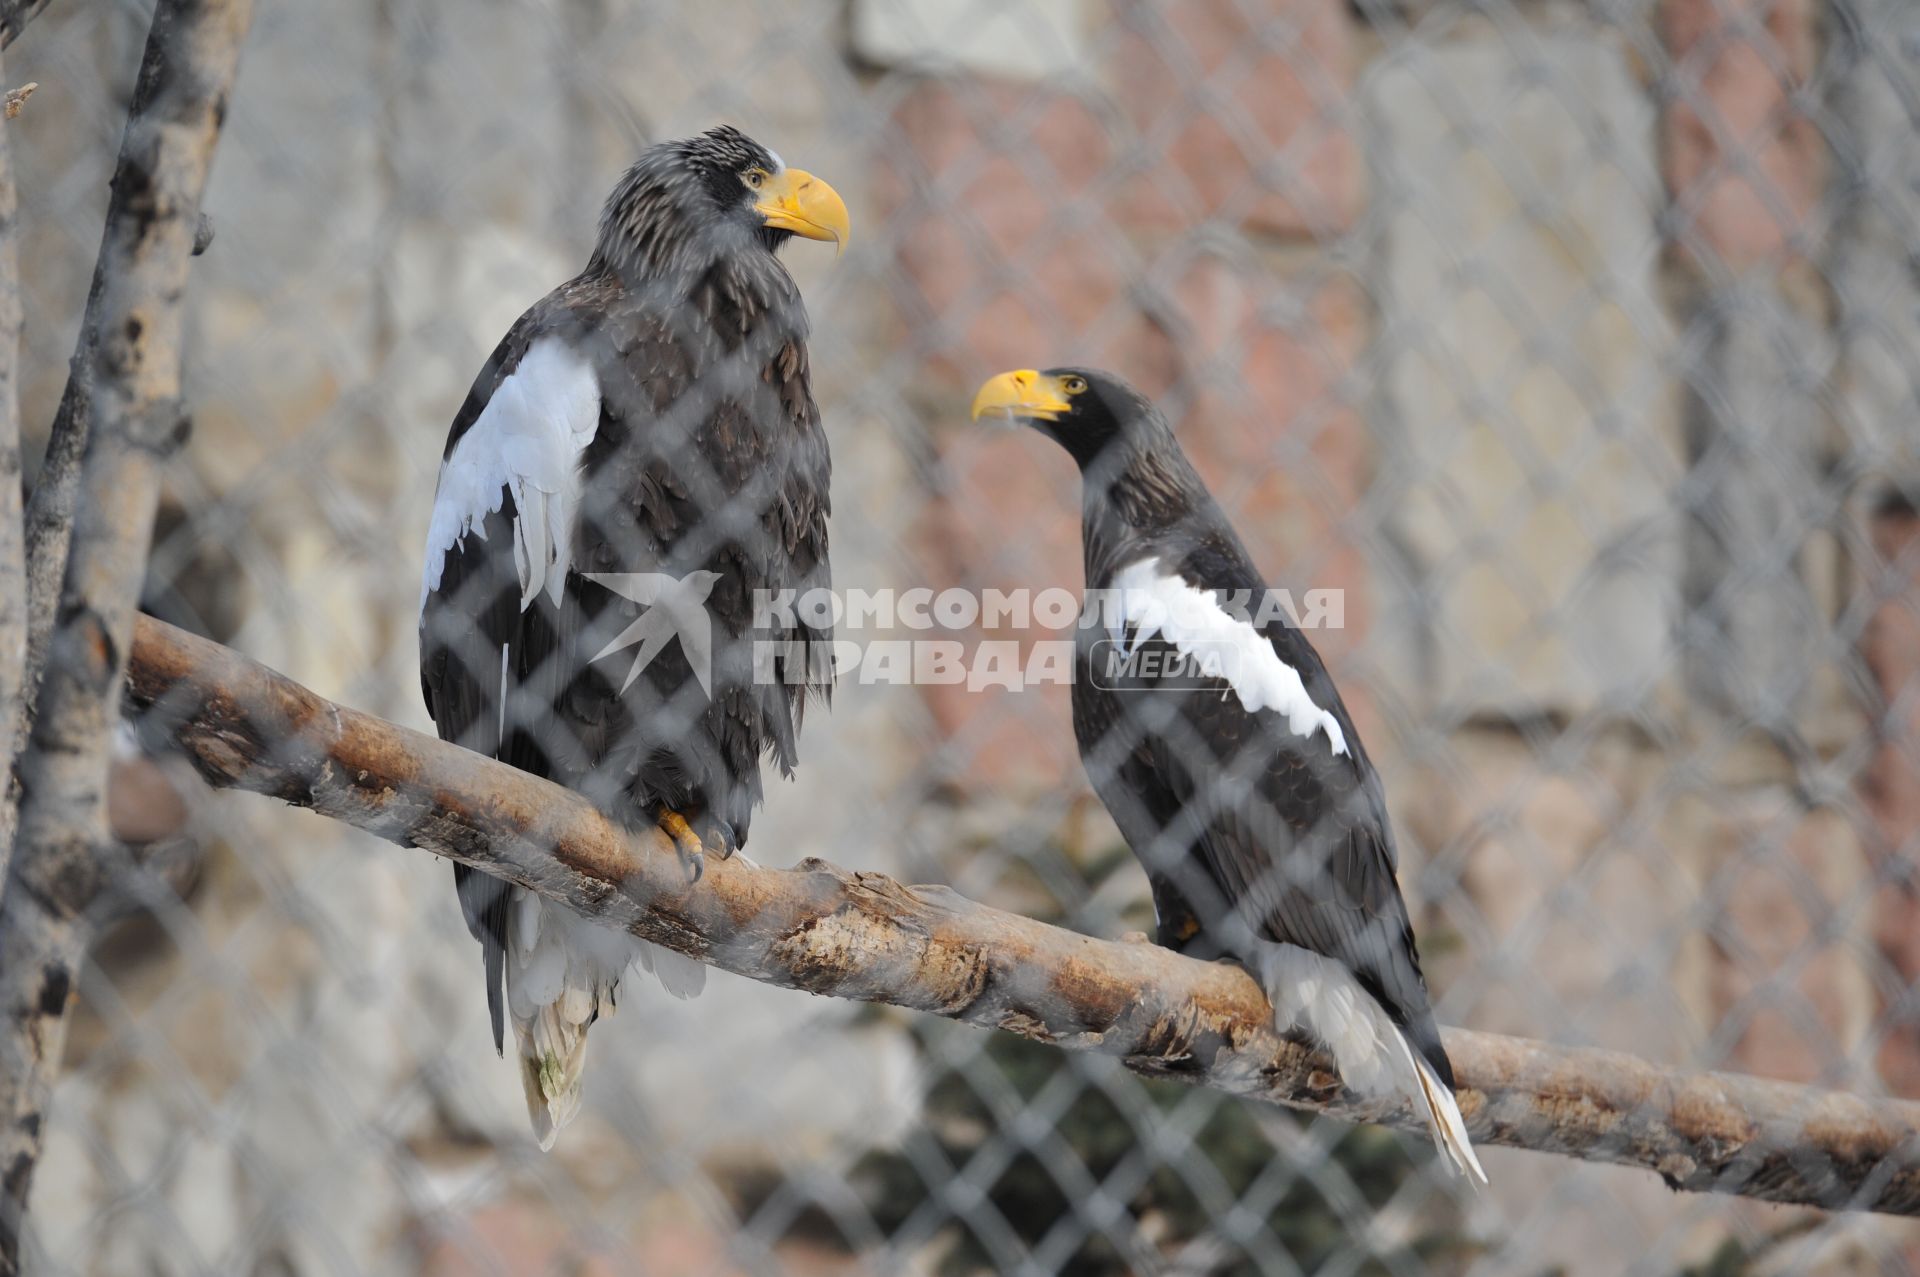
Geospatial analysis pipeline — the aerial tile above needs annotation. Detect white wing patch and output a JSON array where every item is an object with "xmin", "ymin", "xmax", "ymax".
[
  {"xmin": 1110, "ymin": 557, "xmax": 1350, "ymax": 757},
  {"xmin": 420, "ymin": 337, "xmax": 601, "ymax": 612}
]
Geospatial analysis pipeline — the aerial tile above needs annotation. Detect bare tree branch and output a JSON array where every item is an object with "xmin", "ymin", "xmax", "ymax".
[
  {"xmin": 16, "ymin": 1, "xmax": 198, "ymax": 743},
  {"xmin": 0, "ymin": 53, "xmax": 24, "ymax": 861},
  {"xmin": 0, "ymin": 3, "xmax": 48, "ymax": 52},
  {"xmin": 19, "ymin": 391, "xmax": 89, "ymax": 749},
  {"xmin": 0, "ymin": 1, "xmax": 252, "ymax": 1267},
  {"xmin": 0, "ymin": 16, "xmax": 39, "ymax": 873},
  {"xmin": 108, "ymin": 613, "xmax": 1920, "ymax": 1217}
]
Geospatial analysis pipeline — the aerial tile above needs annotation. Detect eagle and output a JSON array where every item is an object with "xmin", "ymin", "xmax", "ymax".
[
  {"xmin": 418, "ymin": 126, "xmax": 847, "ymax": 1147},
  {"xmin": 972, "ymin": 367, "xmax": 1486, "ymax": 1182}
]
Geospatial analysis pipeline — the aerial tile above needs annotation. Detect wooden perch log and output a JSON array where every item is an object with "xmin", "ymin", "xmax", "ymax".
[{"xmin": 120, "ymin": 614, "xmax": 1920, "ymax": 1216}]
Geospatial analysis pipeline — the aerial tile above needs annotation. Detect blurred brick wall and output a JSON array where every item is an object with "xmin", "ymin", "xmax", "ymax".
[
  {"xmin": 863, "ymin": 0, "xmax": 1920, "ymax": 1264},
  {"xmin": 876, "ymin": 0, "xmax": 1370, "ymax": 789}
]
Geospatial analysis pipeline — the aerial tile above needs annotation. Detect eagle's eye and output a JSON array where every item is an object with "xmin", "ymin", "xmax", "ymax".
[
  {"xmin": 744, "ymin": 168, "xmax": 768, "ymax": 190},
  {"xmin": 1062, "ymin": 375, "xmax": 1088, "ymax": 395}
]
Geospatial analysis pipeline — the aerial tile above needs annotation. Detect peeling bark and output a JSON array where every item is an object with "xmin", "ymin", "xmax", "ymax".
[{"xmin": 117, "ymin": 613, "xmax": 1920, "ymax": 1218}]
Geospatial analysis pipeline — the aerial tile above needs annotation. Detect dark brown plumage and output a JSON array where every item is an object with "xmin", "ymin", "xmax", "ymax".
[{"xmin": 418, "ymin": 126, "xmax": 844, "ymax": 1146}]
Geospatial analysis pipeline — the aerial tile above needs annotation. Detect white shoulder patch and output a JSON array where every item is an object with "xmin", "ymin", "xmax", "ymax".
[
  {"xmin": 1110, "ymin": 557, "xmax": 1350, "ymax": 757},
  {"xmin": 420, "ymin": 337, "xmax": 601, "ymax": 611}
]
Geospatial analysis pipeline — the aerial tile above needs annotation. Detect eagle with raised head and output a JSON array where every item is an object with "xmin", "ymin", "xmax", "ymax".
[
  {"xmin": 419, "ymin": 126, "xmax": 846, "ymax": 1146},
  {"xmin": 973, "ymin": 367, "xmax": 1486, "ymax": 1182}
]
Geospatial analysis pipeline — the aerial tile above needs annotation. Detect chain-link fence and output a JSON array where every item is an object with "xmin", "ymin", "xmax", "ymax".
[{"xmin": 8, "ymin": 0, "xmax": 1920, "ymax": 1272}]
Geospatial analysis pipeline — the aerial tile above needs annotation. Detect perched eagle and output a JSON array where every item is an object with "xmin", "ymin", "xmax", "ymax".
[
  {"xmin": 972, "ymin": 368, "xmax": 1486, "ymax": 1182},
  {"xmin": 419, "ymin": 127, "xmax": 846, "ymax": 1146}
]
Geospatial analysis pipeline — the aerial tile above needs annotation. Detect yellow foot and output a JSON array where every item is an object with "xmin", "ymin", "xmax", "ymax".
[{"xmin": 659, "ymin": 809, "xmax": 706, "ymax": 883}]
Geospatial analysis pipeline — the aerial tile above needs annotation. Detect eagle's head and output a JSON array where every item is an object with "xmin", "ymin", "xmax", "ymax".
[
  {"xmin": 596, "ymin": 125, "xmax": 848, "ymax": 274},
  {"xmin": 969, "ymin": 367, "xmax": 1169, "ymax": 469},
  {"xmin": 970, "ymin": 367, "xmax": 1199, "ymax": 523}
]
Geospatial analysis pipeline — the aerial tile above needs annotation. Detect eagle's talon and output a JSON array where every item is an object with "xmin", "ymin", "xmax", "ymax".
[{"xmin": 659, "ymin": 809, "xmax": 707, "ymax": 884}]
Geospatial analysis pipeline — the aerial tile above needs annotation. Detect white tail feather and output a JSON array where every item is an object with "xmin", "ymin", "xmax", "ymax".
[
  {"xmin": 1259, "ymin": 941, "xmax": 1487, "ymax": 1186},
  {"xmin": 515, "ymin": 1003, "xmax": 589, "ymax": 1150},
  {"xmin": 637, "ymin": 939, "xmax": 707, "ymax": 1000},
  {"xmin": 1399, "ymin": 1035, "xmax": 1489, "ymax": 1184},
  {"xmin": 505, "ymin": 890, "xmax": 707, "ymax": 1147}
]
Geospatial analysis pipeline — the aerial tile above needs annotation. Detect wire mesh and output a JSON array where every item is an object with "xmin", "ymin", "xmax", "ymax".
[{"xmin": 9, "ymin": 0, "xmax": 1920, "ymax": 1272}]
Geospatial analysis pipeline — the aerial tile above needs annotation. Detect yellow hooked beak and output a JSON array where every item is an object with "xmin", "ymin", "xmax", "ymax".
[
  {"xmin": 971, "ymin": 369, "xmax": 1073, "ymax": 423},
  {"xmin": 754, "ymin": 168, "xmax": 850, "ymax": 254}
]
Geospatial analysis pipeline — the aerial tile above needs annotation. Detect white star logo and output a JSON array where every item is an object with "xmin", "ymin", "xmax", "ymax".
[{"xmin": 584, "ymin": 570, "xmax": 721, "ymax": 696}]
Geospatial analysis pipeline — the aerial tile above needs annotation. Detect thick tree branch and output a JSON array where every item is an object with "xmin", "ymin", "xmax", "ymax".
[
  {"xmin": 115, "ymin": 614, "xmax": 1920, "ymax": 1217},
  {"xmin": 0, "ymin": 1, "xmax": 252, "ymax": 1268}
]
